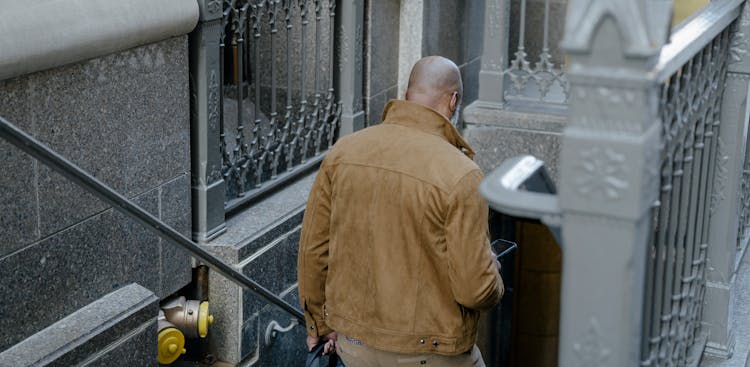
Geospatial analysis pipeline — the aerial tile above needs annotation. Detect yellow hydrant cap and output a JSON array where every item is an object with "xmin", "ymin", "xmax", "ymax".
[
  {"xmin": 198, "ymin": 301, "xmax": 212, "ymax": 338},
  {"xmin": 157, "ymin": 327, "xmax": 186, "ymax": 365}
]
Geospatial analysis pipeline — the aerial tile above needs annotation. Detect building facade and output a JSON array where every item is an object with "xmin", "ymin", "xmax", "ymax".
[{"xmin": 0, "ymin": 0, "xmax": 748, "ymax": 366}]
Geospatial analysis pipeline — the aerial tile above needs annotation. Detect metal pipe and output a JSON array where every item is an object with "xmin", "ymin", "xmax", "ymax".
[
  {"xmin": 284, "ymin": 0, "xmax": 294, "ymax": 173},
  {"xmin": 311, "ymin": 0, "xmax": 322, "ymax": 155},
  {"xmin": 299, "ymin": 0, "xmax": 309, "ymax": 163},
  {"xmin": 542, "ymin": 0, "xmax": 549, "ymax": 53},
  {"xmin": 220, "ymin": 3, "xmax": 231, "ymax": 173},
  {"xmin": 251, "ymin": 1, "xmax": 264, "ymax": 188},
  {"xmin": 269, "ymin": 0, "xmax": 281, "ymax": 179},
  {"xmin": 0, "ymin": 115, "xmax": 305, "ymax": 323},
  {"xmin": 518, "ymin": 0, "xmax": 526, "ymax": 52}
]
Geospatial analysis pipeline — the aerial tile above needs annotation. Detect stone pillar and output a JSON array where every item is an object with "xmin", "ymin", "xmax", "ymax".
[
  {"xmin": 476, "ymin": 0, "xmax": 509, "ymax": 108},
  {"xmin": 704, "ymin": 2, "xmax": 750, "ymax": 358},
  {"xmin": 337, "ymin": 0, "xmax": 365, "ymax": 136},
  {"xmin": 397, "ymin": 0, "xmax": 423, "ymax": 99},
  {"xmin": 189, "ymin": 0, "xmax": 226, "ymax": 243},
  {"xmin": 557, "ymin": 2, "xmax": 671, "ymax": 366}
]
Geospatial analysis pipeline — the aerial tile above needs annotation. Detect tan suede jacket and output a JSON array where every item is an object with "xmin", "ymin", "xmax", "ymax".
[{"xmin": 298, "ymin": 100, "xmax": 503, "ymax": 356}]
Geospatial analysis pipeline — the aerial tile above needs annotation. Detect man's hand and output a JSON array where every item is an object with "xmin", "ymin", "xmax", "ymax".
[{"xmin": 306, "ymin": 332, "xmax": 338, "ymax": 355}]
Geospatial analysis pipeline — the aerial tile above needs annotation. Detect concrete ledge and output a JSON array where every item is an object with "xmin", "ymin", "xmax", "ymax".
[
  {"xmin": 0, "ymin": 283, "xmax": 158, "ymax": 367},
  {"xmin": 463, "ymin": 101, "xmax": 568, "ymax": 133},
  {"xmin": 0, "ymin": 0, "xmax": 198, "ymax": 81},
  {"xmin": 206, "ymin": 172, "xmax": 315, "ymax": 364}
]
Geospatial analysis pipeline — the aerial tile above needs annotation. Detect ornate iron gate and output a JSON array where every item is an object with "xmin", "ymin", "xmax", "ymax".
[
  {"xmin": 190, "ymin": 0, "xmax": 364, "ymax": 242},
  {"xmin": 219, "ymin": 0, "xmax": 341, "ymax": 211}
]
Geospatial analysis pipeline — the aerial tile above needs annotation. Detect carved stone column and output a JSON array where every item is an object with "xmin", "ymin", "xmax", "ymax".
[
  {"xmin": 557, "ymin": 2, "xmax": 671, "ymax": 366},
  {"xmin": 190, "ymin": 0, "xmax": 226, "ymax": 243},
  {"xmin": 337, "ymin": 0, "xmax": 365, "ymax": 136},
  {"xmin": 704, "ymin": 2, "xmax": 750, "ymax": 358},
  {"xmin": 476, "ymin": 0, "xmax": 509, "ymax": 109}
]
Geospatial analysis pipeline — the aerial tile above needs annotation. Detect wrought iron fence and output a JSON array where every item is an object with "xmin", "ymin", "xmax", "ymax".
[
  {"xmin": 640, "ymin": 19, "xmax": 734, "ymax": 367},
  {"xmin": 504, "ymin": 0, "xmax": 569, "ymax": 105},
  {"xmin": 219, "ymin": 0, "xmax": 341, "ymax": 211}
]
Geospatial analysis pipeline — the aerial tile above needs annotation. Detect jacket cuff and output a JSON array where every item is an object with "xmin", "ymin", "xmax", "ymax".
[
  {"xmin": 302, "ymin": 300, "xmax": 334, "ymax": 337},
  {"xmin": 305, "ymin": 318, "xmax": 334, "ymax": 337}
]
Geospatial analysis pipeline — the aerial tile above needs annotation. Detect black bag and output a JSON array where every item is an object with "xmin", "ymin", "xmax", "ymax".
[{"xmin": 306, "ymin": 342, "xmax": 345, "ymax": 367}]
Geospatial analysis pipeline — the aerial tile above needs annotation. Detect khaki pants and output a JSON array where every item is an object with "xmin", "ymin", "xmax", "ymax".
[{"xmin": 336, "ymin": 336, "xmax": 486, "ymax": 367}]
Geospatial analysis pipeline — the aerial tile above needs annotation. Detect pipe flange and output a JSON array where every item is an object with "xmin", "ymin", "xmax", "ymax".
[
  {"xmin": 157, "ymin": 327, "xmax": 186, "ymax": 365},
  {"xmin": 162, "ymin": 297, "xmax": 214, "ymax": 339},
  {"xmin": 198, "ymin": 301, "xmax": 214, "ymax": 338}
]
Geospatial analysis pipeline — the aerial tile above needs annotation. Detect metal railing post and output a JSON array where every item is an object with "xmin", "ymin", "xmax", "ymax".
[
  {"xmin": 704, "ymin": 1, "xmax": 750, "ymax": 357},
  {"xmin": 475, "ymin": 0, "xmax": 509, "ymax": 109},
  {"xmin": 190, "ymin": 0, "xmax": 227, "ymax": 243},
  {"xmin": 557, "ymin": 2, "xmax": 672, "ymax": 366},
  {"xmin": 336, "ymin": 0, "xmax": 365, "ymax": 136}
]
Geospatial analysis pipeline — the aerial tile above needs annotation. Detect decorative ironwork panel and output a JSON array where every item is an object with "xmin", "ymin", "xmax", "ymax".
[
  {"xmin": 504, "ymin": 0, "xmax": 569, "ymax": 105},
  {"xmin": 640, "ymin": 27, "xmax": 732, "ymax": 367},
  {"xmin": 219, "ymin": 0, "xmax": 341, "ymax": 211}
]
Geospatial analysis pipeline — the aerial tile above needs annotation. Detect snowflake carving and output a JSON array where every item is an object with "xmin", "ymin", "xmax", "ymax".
[
  {"xmin": 339, "ymin": 25, "xmax": 350, "ymax": 66},
  {"xmin": 354, "ymin": 24, "xmax": 363, "ymax": 74},
  {"xmin": 207, "ymin": 0, "xmax": 222, "ymax": 14},
  {"xmin": 642, "ymin": 143, "xmax": 661, "ymax": 206},
  {"xmin": 208, "ymin": 70, "xmax": 220, "ymax": 131},
  {"xmin": 573, "ymin": 318, "xmax": 612, "ymax": 367},
  {"xmin": 576, "ymin": 147, "xmax": 629, "ymax": 200},
  {"xmin": 711, "ymin": 137, "xmax": 729, "ymax": 213}
]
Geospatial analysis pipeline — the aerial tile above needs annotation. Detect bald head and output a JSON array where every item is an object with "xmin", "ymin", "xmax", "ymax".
[{"xmin": 405, "ymin": 56, "xmax": 463, "ymax": 119}]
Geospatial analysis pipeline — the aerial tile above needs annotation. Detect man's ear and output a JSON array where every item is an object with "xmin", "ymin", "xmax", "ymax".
[{"xmin": 449, "ymin": 92, "xmax": 458, "ymax": 112}]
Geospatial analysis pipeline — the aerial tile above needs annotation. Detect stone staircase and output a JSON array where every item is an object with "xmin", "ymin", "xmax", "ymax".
[{"xmin": 0, "ymin": 284, "xmax": 158, "ymax": 367}]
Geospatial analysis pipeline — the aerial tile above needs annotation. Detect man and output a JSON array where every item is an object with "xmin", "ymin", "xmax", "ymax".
[{"xmin": 298, "ymin": 56, "xmax": 503, "ymax": 367}]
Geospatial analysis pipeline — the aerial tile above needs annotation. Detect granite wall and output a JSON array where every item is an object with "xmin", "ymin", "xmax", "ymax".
[
  {"xmin": 0, "ymin": 36, "xmax": 192, "ymax": 354},
  {"xmin": 363, "ymin": 0, "xmax": 401, "ymax": 126},
  {"xmin": 463, "ymin": 108, "xmax": 565, "ymax": 180},
  {"xmin": 362, "ymin": 0, "xmax": 484, "ymax": 127},
  {"xmin": 422, "ymin": 0, "xmax": 485, "ymax": 106}
]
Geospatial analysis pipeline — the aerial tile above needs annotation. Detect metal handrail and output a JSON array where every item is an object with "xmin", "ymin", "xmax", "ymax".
[
  {"xmin": 0, "ymin": 116, "xmax": 305, "ymax": 323},
  {"xmin": 653, "ymin": 0, "xmax": 743, "ymax": 82},
  {"xmin": 479, "ymin": 155, "xmax": 562, "ymax": 244}
]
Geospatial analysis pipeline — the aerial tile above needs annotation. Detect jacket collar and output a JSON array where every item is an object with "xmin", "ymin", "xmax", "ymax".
[{"xmin": 380, "ymin": 100, "xmax": 476, "ymax": 159}]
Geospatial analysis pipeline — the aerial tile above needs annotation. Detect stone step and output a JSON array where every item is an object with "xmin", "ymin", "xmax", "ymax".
[{"xmin": 0, "ymin": 283, "xmax": 158, "ymax": 367}]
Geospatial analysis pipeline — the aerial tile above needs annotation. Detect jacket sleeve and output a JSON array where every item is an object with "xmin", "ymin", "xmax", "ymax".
[
  {"xmin": 445, "ymin": 169, "xmax": 504, "ymax": 310},
  {"xmin": 298, "ymin": 159, "xmax": 334, "ymax": 337}
]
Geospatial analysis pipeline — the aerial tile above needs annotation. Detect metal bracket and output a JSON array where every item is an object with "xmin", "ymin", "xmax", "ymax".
[
  {"xmin": 479, "ymin": 155, "xmax": 562, "ymax": 244},
  {"xmin": 264, "ymin": 318, "xmax": 299, "ymax": 347}
]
